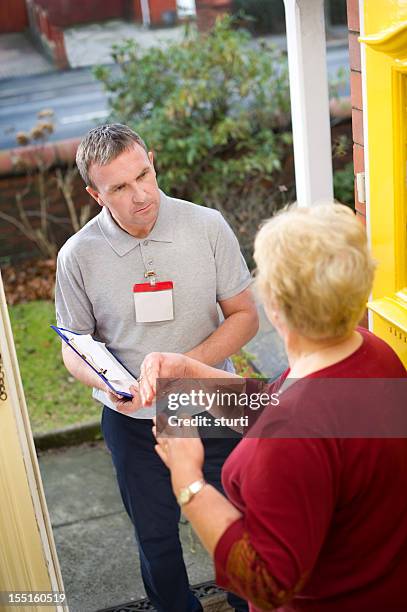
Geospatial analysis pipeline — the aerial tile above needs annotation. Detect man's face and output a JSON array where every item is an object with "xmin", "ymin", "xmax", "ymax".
[{"xmin": 86, "ymin": 144, "xmax": 161, "ymax": 238}]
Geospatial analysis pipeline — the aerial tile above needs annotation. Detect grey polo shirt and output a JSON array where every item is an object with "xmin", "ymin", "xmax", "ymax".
[{"xmin": 55, "ymin": 191, "xmax": 251, "ymax": 418}]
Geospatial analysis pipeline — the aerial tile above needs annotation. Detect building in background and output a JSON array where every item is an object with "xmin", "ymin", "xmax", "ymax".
[{"xmin": 0, "ymin": 0, "xmax": 189, "ymax": 68}]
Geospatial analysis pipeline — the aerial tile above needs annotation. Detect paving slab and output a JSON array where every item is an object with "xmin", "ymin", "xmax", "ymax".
[
  {"xmin": 39, "ymin": 443, "xmax": 215, "ymax": 612},
  {"xmin": 37, "ymin": 307, "xmax": 287, "ymax": 610},
  {"xmin": 0, "ymin": 32, "xmax": 53, "ymax": 79},
  {"xmin": 245, "ymin": 303, "xmax": 288, "ymax": 380},
  {"xmin": 64, "ymin": 20, "xmax": 189, "ymax": 69}
]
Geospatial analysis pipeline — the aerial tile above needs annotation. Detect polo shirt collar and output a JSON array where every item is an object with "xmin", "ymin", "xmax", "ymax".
[{"xmin": 97, "ymin": 190, "xmax": 174, "ymax": 256}]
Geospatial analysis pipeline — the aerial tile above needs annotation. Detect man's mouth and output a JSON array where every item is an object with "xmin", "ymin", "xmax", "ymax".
[{"xmin": 135, "ymin": 202, "xmax": 151, "ymax": 213}]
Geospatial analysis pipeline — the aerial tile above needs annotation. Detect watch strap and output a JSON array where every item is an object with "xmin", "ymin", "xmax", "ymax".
[{"xmin": 177, "ymin": 479, "xmax": 206, "ymax": 507}]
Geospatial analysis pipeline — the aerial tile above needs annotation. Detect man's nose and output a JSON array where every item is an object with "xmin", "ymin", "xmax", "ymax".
[{"xmin": 130, "ymin": 182, "xmax": 145, "ymax": 201}]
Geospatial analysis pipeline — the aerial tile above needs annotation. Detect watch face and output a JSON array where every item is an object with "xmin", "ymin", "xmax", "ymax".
[{"xmin": 179, "ymin": 489, "xmax": 191, "ymax": 505}]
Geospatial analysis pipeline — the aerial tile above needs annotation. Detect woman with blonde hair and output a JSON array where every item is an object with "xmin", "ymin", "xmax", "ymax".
[{"xmin": 129, "ymin": 203, "xmax": 406, "ymax": 611}]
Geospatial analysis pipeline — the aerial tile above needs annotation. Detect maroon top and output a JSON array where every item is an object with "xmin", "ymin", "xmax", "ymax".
[{"xmin": 214, "ymin": 329, "xmax": 407, "ymax": 611}]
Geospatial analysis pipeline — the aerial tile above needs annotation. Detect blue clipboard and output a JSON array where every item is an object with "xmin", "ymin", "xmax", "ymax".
[{"xmin": 51, "ymin": 325, "xmax": 134, "ymax": 399}]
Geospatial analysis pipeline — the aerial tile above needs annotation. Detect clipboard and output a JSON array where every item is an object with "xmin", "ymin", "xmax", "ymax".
[{"xmin": 51, "ymin": 325, "xmax": 136, "ymax": 399}]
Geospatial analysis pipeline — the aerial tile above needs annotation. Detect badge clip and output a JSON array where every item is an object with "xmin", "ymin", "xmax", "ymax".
[{"xmin": 144, "ymin": 270, "xmax": 157, "ymax": 286}]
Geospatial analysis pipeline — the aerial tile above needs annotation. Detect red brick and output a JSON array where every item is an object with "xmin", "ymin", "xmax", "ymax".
[
  {"xmin": 0, "ymin": 0, "xmax": 28, "ymax": 34},
  {"xmin": 55, "ymin": 138, "xmax": 81, "ymax": 165},
  {"xmin": 352, "ymin": 108, "xmax": 364, "ymax": 146},
  {"xmin": 356, "ymin": 210, "xmax": 366, "ymax": 225},
  {"xmin": 348, "ymin": 32, "xmax": 361, "ymax": 72},
  {"xmin": 0, "ymin": 151, "xmax": 14, "ymax": 175},
  {"xmin": 0, "ymin": 138, "xmax": 79, "ymax": 177},
  {"xmin": 347, "ymin": 0, "xmax": 360, "ymax": 33},
  {"xmin": 354, "ymin": 183, "xmax": 366, "ymax": 215},
  {"xmin": 35, "ymin": 0, "xmax": 127, "ymax": 28},
  {"xmin": 148, "ymin": 0, "xmax": 177, "ymax": 26},
  {"xmin": 350, "ymin": 70, "xmax": 363, "ymax": 110},
  {"xmin": 196, "ymin": 0, "xmax": 232, "ymax": 31},
  {"xmin": 133, "ymin": 0, "xmax": 143, "ymax": 22},
  {"xmin": 353, "ymin": 143, "xmax": 364, "ymax": 173},
  {"xmin": 0, "ymin": 163, "xmax": 97, "ymax": 259}
]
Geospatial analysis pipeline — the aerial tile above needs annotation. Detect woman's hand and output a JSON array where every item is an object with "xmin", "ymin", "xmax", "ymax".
[
  {"xmin": 153, "ymin": 419, "xmax": 205, "ymax": 495},
  {"xmin": 139, "ymin": 352, "xmax": 188, "ymax": 406}
]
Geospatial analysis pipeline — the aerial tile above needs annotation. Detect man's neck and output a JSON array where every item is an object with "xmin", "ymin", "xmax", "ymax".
[{"xmin": 109, "ymin": 211, "xmax": 157, "ymax": 239}]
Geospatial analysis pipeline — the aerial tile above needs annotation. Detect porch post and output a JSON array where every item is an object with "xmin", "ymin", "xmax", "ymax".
[{"xmin": 283, "ymin": 0, "xmax": 333, "ymax": 206}]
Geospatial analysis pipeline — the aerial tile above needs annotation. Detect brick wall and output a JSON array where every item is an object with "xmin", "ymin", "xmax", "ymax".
[
  {"xmin": 0, "ymin": 139, "xmax": 98, "ymax": 261},
  {"xmin": 0, "ymin": 0, "xmax": 28, "ymax": 34},
  {"xmin": 26, "ymin": 0, "xmax": 69, "ymax": 69},
  {"xmin": 148, "ymin": 0, "xmax": 177, "ymax": 26},
  {"xmin": 195, "ymin": 0, "xmax": 232, "ymax": 32},
  {"xmin": 33, "ymin": 0, "xmax": 127, "ymax": 28},
  {"xmin": 347, "ymin": 0, "xmax": 365, "ymax": 223}
]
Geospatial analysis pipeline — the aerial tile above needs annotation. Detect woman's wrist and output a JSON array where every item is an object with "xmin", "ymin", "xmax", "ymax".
[{"xmin": 171, "ymin": 469, "xmax": 205, "ymax": 498}]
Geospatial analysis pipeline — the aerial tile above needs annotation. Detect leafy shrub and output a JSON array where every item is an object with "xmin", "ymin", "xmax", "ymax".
[
  {"xmin": 94, "ymin": 17, "xmax": 292, "ymax": 263},
  {"xmin": 0, "ymin": 112, "xmax": 93, "ymax": 260},
  {"xmin": 333, "ymin": 162, "xmax": 355, "ymax": 209},
  {"xmin": 232, "ymin": 0, "xmax": 286, "ymax": 35}
]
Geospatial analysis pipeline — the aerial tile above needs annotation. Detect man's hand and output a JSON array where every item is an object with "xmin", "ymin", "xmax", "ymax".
[{"xmin": 106, "ymin": 383, "xmax": 143, "ymax": 415}]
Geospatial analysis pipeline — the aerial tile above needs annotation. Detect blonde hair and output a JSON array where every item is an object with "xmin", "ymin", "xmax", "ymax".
[{"xmin": 254, "ymin": 203, "xmax": 376, "ymax": 340}]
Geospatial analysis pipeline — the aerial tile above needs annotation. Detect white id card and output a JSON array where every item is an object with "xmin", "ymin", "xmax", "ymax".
[{"xmin": 133, "ymin": 281, "xmax": 174, "ymax": 323}]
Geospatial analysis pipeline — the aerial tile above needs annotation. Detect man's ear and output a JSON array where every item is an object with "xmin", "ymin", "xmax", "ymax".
[
  {"xmin": 148, "ymin": 151, "xmax": 155, "ymax": 168},
  {"xmin": 86, "ymin": 185, "xmax": 104, "ymax": 207}
]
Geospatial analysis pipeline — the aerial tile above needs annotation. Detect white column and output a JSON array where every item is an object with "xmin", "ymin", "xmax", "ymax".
[
  {"xmin": 283, "ymin": 0, "xmax": 333, "ymax": 206},
  {"xmin": 140, "ymin": 0, "xmax": 151, "ymax": 26}
]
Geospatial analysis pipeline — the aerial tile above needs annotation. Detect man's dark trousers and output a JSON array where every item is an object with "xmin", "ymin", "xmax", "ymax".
[{"xmin": 102, "ymin": 407, "xmax": 248, "ymax": 612}]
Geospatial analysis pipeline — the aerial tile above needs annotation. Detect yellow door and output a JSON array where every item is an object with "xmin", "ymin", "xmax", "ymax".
[
  {"xmin": 0, "ymin": 272, "xmax": 65, "ymax": 611},
  {"xmin": 359, "ymin": 1, "xmax": 407, "ymax": 365}
]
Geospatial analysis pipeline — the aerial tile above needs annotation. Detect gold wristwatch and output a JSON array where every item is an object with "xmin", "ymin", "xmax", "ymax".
[{"xmin": 177, "ymin": 479, "xmax": 206, "ymax": 507}]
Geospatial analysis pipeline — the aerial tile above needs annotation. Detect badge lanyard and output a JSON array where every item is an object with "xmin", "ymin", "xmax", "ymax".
[{"xmin": 133, "ymin": 243, "xmax": 174, "ymax": 323}]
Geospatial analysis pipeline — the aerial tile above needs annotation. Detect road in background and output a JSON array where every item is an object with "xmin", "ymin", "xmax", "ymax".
[{"xmin": 0, "ymin": 45, "xmax": 349, "ymax": 150}]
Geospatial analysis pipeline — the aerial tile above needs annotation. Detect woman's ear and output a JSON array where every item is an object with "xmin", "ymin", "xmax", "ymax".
[{"xmin": 264, "ymin": 300, "xmax": 285, "ymax": 336}]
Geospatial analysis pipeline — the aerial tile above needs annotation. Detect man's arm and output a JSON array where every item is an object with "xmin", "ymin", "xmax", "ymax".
[
  {"xmin": 185, "ymin": 287, "xmax": 258, "ymax": 366},
  {"xmin": 62, "ymin": 343, "xmax": 142, "ymax": 413},
  {"xmin": 61, "ymin": 343, "xmax": 107, "ymax": 391}
]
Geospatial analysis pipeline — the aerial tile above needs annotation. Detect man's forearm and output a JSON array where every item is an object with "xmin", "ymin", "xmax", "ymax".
[
  {"xmin": 185, "ymin": 310, "xmax": 258, "ymax": 366},
  {"xmin": 62, "ymin": 344, "xmax": 106, "ymax": 391}
]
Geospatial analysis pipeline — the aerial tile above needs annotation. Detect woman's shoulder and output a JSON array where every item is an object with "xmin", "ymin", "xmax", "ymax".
[{"xmin": 356, "ymin": 327, "xmax": 406, "ymax": 377}]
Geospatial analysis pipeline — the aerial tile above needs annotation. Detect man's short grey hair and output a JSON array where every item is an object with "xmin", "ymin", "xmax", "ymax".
[{"xmin": 76, "ymin": 123, "xmax": 148, "ymax": 187}]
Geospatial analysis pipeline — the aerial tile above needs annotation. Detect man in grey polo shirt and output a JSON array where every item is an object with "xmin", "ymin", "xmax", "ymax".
[{"xmin": 55, "ymin": 124, "xmax": 257, "ymax": 612}]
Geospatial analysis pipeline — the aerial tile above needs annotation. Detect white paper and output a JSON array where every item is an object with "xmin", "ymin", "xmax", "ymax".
[{"xmin": 65, "ymin": 332, "xmax": 137, "ymax": 390}]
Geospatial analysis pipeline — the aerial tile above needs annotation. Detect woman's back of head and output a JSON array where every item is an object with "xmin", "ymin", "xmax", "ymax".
[{"xmin": 254, "ymin": 203, "xmax": 376, "ymax": 340}]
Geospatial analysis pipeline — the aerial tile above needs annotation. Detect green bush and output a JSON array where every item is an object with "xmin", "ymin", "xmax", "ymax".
[
  {"xmin": 232, "ymin": 0, "xmax": 286, "ymax": 35},
  {"xmin": 94, "ymin": 16, "xmax": 291, "ymax": 209},
  {"xmin": 333, "ymin": 162, "xmax": 355, "ymax": 209}
]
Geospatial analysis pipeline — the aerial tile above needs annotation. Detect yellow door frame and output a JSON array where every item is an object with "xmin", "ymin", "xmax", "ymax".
[
  {"xmin": 359, "ymin": 5, "xmax": 407, "ymax": 365},
  {"xmin": 0, "ymin": 272, "xmax": 65, "ymax": 611}
]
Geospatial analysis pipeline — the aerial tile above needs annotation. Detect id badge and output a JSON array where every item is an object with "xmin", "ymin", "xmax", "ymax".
[{"xmin": 133, "ymin": 281, "xmax": 174, "ymax": 323}]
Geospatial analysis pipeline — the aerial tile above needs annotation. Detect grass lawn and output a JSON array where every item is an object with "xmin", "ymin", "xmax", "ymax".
[
  {"xmin": 8, "ymin": 300, "xmax": 259, "ymax": 435},
  {"xmin": 9, "ymin": 300, "xmax": 100, "ymax": 434}
]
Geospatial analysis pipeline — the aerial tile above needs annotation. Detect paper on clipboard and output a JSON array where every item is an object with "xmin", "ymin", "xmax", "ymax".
[{"xmin": 52, "ymin": 326, "xmax": 137, "ymax": 397}]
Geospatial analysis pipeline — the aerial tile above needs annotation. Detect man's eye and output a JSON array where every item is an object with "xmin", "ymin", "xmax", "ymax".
[{"xmin": 115, "ymin": 184, "xmax": 125, "ymax": 191}]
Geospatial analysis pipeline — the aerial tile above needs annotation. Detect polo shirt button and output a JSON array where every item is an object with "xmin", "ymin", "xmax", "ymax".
[
  {"xmin": 143, "ymin": 240, "xmax": 149, "ymax": 246},
  {"xmin": 148, "ymin": 260, "xmax": 153, "ymax": 266}
]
